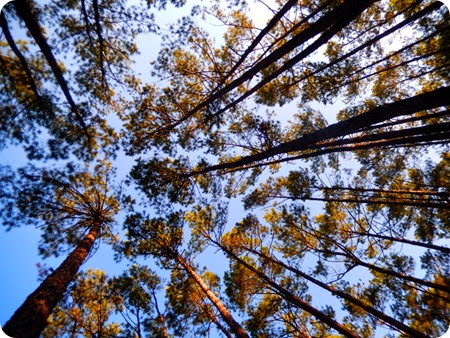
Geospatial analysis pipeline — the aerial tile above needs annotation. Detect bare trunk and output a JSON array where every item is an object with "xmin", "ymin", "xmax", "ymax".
[
  {"xmin": 216, "ymin": 243, "xmax": 359, "ymax": 338},
  {"xmin": 350, "ymin": 231, "xmax": 450, "ymax": 254},
  {"xmin": 13, "ymin": 0, "xmax": 87, "ymax": 131},
  {"xmin": 3, "ymin": 222, "xmax": 101, "ymax": 338},
  {"xmin": 0, "ymin": 11, "xmax": 40, "ymax": 98},
  {"xmin": 161, "ymin": 0, "xmax": 376, "ymax": 133},
  {"xmin": 357, "ymin": 259, "xmax": 450, "ymax": 294},
  {"xmin": 175, "ymin": 255, "xmax": 249, "ymax": 338},
  {"xmin": 313, "ymin": 247, "xmax": 449, "ymax": 294},
  {"xmin": 247, "ymin": 248, "xmax": 428, "ymax": 338},
  {"xmin": 187, "ymin": 86, "xmax": 450, "ymax": 176},
  {"xmin": 268, "ymin": 194, "xmax": 449, "ymax": 209}
]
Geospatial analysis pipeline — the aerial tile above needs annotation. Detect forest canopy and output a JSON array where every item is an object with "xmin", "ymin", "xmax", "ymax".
[{"xmin": 0, "ymin": 0, "xmax": 449, "ymax": 337}]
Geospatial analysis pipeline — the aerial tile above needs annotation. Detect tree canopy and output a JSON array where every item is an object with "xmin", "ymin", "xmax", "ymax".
[{"xmin": 0, "ymin": 0, "xmax": 449, "ymax": 337}]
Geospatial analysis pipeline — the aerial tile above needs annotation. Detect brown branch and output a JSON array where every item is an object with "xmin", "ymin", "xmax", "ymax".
[
  {"xmin": 185, "ymin": 86, "xmax": 450, "ymax": 176},
  {"xmin": 0, "ymin": 11, "xmax": 40, "ymax": 98},
  {"xmin": 282, "ymin": 1, "xmax": 444, "ymax": 95},
  {"xmin": 205, "ymin": 0, "xmax": 379, "ymax": 125},
  {"xmin": 92, "ymin": 0, "xmax": 107, "ymax": 90},
  {"xmin": 13, "ymin": 0, "xmax": 88, "ymax": 133},
  {"xmin": 156, "ymin": 0, "xmax": 376, "ymax": 135},
  {"xmin": 349, "ymin": 231, "xmax": 450, "ymax": 254},
  {"xmin": 246, "ymin": 248, "xmax": 429, "ymax": 338}
]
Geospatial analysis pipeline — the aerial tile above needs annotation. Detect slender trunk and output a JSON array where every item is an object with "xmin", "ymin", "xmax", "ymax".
[
  {"xmin": 186, "ymin": 85, "xmax": 450, "ymax": 176},
  {"xmin": 92, "ymin": 0, "xmax": 107, "ymax": 90},
  {"xmin": 191, "ymin": 292, "xmax": 233, "ymax": 338},
  {"xmin": 362, "ymin": 109, "xmax": 450, "ymax": 132},
  {"xmin": 204, "ymin": 310, "xmax": 233, "ymax": 338},
  {"xmin": 3, "ymin": 222, "xmax": 101, "ymax": 338},
  {"xmin": 80, "ymin": 0, "xmax": 94, "ymax": 45},
  {"xmin": 151, "ymin": 289, "xmax": 169, "ymax": 338},
  {"xmin": 136, "ymin": 307, "xmax": 142, "ymax": 338},
  {"xmin": 215, "ymin": 129, "xmax": 450, "ymax": 176},
  {"xmin": 339, "ymin": 47, "xmax": 449, "ymax": 89},
  {"xmin": 0, "ymin": 11, "xmax": 40, "ymax": 98},
  {"xmin": 350, "ymin": 231, "xmax": 450, "ymax": 254},
  {"xmin": 314, "ymin": 186, "xmax": 448, "ymax": 197},
  {"xmin": 175, "ymin": 255, "xmax": 249, "ymax": 338},
  {"xmin": 356, "ymin": 258, "xmax": 450, "ymax": 294},
  {"xmin": 309, "ymin": 121, "xmax": 450, "ymax": 150},
  {"xmin": 160, "ymin": 0, "xmax": 376, "ymax": 134},
  {"xmin": 285, "ymin": 1, "xmax": 443, "ymax": 92},
  {"xmin": 13, "ymin": 0, "xmax": 87, "ymax": 131},
  {"xmin": 208, "ymin": 0, "xmax": 378, "ymax": 123},
  {"xmin": 267, "ymin": 194, "xmax": 449, "ymax": 209},
  {"xmin": 247, "ymin": 248, "xmax": 428, "ymax": 338},
  {"xmin": 348, "ymin": 25, "xmax": 447, "ymax": 80},
  {"xmin": 312, "ymin": 248, "xmax": 449, "ymax": 293},
  {"xmin": 215, "ymin": 243, "xmax": 359, "ymax": 338},
  {"xmin": 215, "ymin": 0, "xmax": 300, "ymax": 89}
]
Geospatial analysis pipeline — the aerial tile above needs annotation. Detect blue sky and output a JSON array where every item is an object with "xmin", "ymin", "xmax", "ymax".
[{"xmin": 1, "ymin": 0, "xmax": 449, "ymax": 336}]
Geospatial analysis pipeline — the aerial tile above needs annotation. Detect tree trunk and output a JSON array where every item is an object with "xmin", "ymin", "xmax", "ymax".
[
  {"xmin": 191, "ymin": 292, "xmax": 233, "ymax": 338},
  {"xmin": 13, "ymin": 0, "xmax": 87, "ymax": 131},
  {"xmin": 187, "ymin": 85, "xmax": 450, "ymax": 176},
  {"xmin": 175, "ymin": 255, "xmax": 249, "ymax": 338},
  {"xmin": 356, "ymin": 258, "xmax": 450, "ymax": 294},
  {"xmin": 247, "ymin": 248, "xmax": 428, "ymax": 338},
  {"xmin": 162, "ymin": 0, "xmax": 376, "ymax": 133},
  {"xmin": 315, "ymin": 186, "xmax": 448, "ymax": 197},
  {"xmin": 3, "ymin": 222, "xmax": 101, "ymax": 338},
  {"xmin": 269, "ymin": 194, "xmax": 449, "ymax": 209},
  {"xmin": 216, "ymin": 243, "xmax": 359, "ymax": 338},
  {"xmin": 151, "ymin": 289, "xmax": 169, "ymax": 338},
  {"xmin": 0, "ymin": 11, "xmax": 40, "ymax": 98},
  {"xmin": 349, "ymin": 231, "xmax": 450, "ymax": 254},
  {"xmin": 313, "ymin": 247, "xmax": 449, "ymax": 294}
]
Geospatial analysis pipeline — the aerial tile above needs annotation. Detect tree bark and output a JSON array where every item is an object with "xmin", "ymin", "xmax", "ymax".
[
  {"xmin": 0, "ymin": 11, "xmax": 40, "ymax": 98},
  {"xmin": 160, "ymin": 0, "xmax": 376, "ymax": 134},
  {"xmin": 267, "ymin": 194, "xmax": 449, "ymax": 209},
  {"xmin": 187, "ymin": 85, "xmax": 450, "ymax": 176},
  {"xmin": 13, "ymin": 0, "xmax": 87, "ymax": 131},
  {"xmin": 3, "ymin": 222, "xmax": 101, "ymax": 338},
  {"xmin": 175, "ymin": 255, "xmax": 249, "ymax": 338},
  {"xmin": 350, "ymin": 231, "xmax": 450, "ymax": 254},
  {"xmin": 246, "ymin": 248, "xmax": 428, "ymax": 338},
  {"xmin": 311, "ymin": 247, "xmax": 449, "ymax": 294},
  {"xmin": 215, "ymin": 242, "xmax": 359, "ymax": 338}
]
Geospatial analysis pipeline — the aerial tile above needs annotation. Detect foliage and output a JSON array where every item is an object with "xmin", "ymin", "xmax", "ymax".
[
  {"xmin": 42, "ymin": 269, "xmax": 122, "ymax": 338},
  {"xmin": 1, "ymin": 0, "xmax": 449, "ymax": 336}
]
